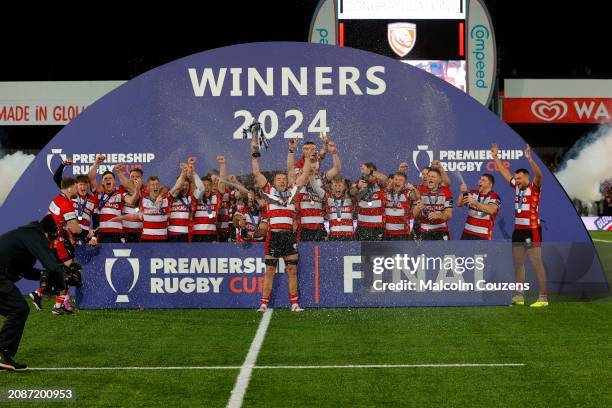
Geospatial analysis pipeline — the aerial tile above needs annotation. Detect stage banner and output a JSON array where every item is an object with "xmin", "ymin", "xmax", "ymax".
[
  {"xmin": 2, "ymin": 42, "xmax": 606, "ymax": 303},
  {"xmin": 74, "ymin": 240, "xmax": 607, "ymax": 309},
  {"xmin": 75, "ymin": 241, "xmax": 514, "ymax": 309}
]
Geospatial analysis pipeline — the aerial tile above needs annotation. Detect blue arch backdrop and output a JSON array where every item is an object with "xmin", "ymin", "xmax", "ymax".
[{"xmin": 1, "ymin": 42, "xmax": 606, "ymax": 307}]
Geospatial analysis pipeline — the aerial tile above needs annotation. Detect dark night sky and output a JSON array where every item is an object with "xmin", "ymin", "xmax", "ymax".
[{"xmin": 0, "ymin": 1, "xmax": 608, "ymax": 153}]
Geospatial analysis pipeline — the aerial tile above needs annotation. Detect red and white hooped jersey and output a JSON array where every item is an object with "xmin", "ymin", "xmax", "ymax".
[
  {"xmin": 92, "ymin": 189, "xmax": 126, "ymax": 234},
  {"xmin": 264, "ymin": 183, "xmax": 297, "ymax": 231},
  {"xmin": 122, "ymin": 202, "xmax": 142, "ymax": 233},
  {"xmin": 511, "ymin": 178, "xmax": 541, "ymax": 230},
  {"xmin": 296, "ymin": 188, "xmax": 325, "ymax": 231},
  {"xmin": 73, "ymin": 193, "xmax": 95, "ymax": 231},
  {"xmin": 384, "ymin": 189, "xmax": 412, "ymax": 236},
  {"xmin": 236, "ymin": 209, "xmax": 264, "ymax": 243},
  {"xmin": 356, "ymin": 182, "xmax": 386, "ymax": 229},
  {"xmin": 234, "ymin": 199, "xmax": 250, "ymax": 215},
  {"xmin": 325, "ymin": 193, "xmax": 355, "ymax": 237},
  {"xmin": 48, "ymin": 193, "xmax": 77, "ymax": 238},
  {"xmin": 218, "ymin": 188, "xmax": 234, "ymax": 233},
  {"xmin": 168, "ymin": 193, "xmax": 195, "ymax": 236},
  {"xmin": 237, "ymin": 203, "xmax": 264, "ymax": 242},
  {"xmin": 417, "ymin": 185, "xmax": 453, "ymax": 233},
  {"xmin": 294, "ymin": 156, "xmax": 321, "ymax": 174},
  {"xmin": 463, "ymin": 189, "xmax": 501, "ymax": 239},
  {"xmin": 193, "ymin": 192, "xmax": 221, "ymax": 235},
  {"xmin": 140, "ymin": 194, "xmax": 169, "ymax": 240}
]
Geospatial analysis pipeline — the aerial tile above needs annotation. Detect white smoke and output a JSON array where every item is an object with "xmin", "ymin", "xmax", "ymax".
[
  {"xmin": 0, "ymin": 151, "xmax": 36, "ymax": 207},
  {"xmin": 555, "ymin": 124, "xmax": 612, "ymax": 202}
]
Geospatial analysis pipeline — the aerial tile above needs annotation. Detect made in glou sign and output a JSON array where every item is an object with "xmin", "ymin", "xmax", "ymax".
[
  {"xmin": 2, "ymin": 42, "xmax": 604, "ymax": 308},
  {"xmin": 0, "ymin": 104, "xmax": 86, "ymax": 124}
]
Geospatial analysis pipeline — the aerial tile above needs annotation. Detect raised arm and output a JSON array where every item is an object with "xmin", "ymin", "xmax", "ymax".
[
  {"xmin": 115, "ymin": 164, "xmax": 135, "ymax": 194},
  {"xmin": 324, "ymin": 141, "xmax": 342, "ymax": 180},
  {"xmin": 318, "ymin": 133, "xmax": 329, "ymax": 161},
  {"xmin": 524, "ymin": 144, "xmax": 542, "ymax": 188},
  {"xmin": 295, "ymin": 156, "xmax": 312, "ymax": 187},
  {"xmin": 53, "ymin": 160, "xmax": 70, "ymax": 189},
  {"xmin": 193, "ymin": 172, "xmax": 205, "ymax": 200},
  {"xmin": 372, "ymin": 170, "xmax": 389, "ymax": 188},
  {"xmin": 223, "ymin": 175, "xmax": 251, "ymax": 196},
  {"xmin": 491, "ymin": 144, "xmax": 513, "ymax": 184},
  {"xmin": 251, "ymin": 139, "xmax": 268, "ymax": 188},
  {"xmin": 88, "ymin": 155, "xmax": 105, "ymax": 193},
  {"xmin": 431, "ymin": 160, "xmax": 451, "ymax": 187},
  {"xmin": 287, "ymin": 138, "xmax": 298, "ymax": 185},
  {"xmin": 456, "ymin": 182, "xmax": 468, "ymax": 207},
  {"xmin": 216, "ymin": 156, "xmax": 228, "ymax": 193},
  {"xmin": 169, "ymin": 164, "xmax": 189, "ymax": 197},
  {"xmin": 185, "ymin": 157, "xmax": 200, "ymax": 197}
]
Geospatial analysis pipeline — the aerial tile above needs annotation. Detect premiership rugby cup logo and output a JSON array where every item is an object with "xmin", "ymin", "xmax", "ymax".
[
  {"xmin": 387, "ymin": 23, "xmax": 416, "ymax": 57},
  {"xmin": 412, "ymin": 145, "xmax": 434, "ymax": 171},
  {"xmin": 105, "ymin": 249, "xmax": 140, "ymax": 303},
  {"xmin": 46, "ymin": 148, "xmax": 68, "ymax": 174},
  {"xmin": 531, "ymin": 100, "xmax": 568, "ymax": 122}
]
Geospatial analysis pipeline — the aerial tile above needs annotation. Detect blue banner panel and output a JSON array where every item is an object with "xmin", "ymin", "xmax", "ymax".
[{"xmin": 74, "ymin": 242, "xmax": 521, "ymax": 309}]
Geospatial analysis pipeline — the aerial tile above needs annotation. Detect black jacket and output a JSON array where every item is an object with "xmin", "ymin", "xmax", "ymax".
[{"xmin": 0, "ymin": 221, "xmax": 65, "ymax": 283}]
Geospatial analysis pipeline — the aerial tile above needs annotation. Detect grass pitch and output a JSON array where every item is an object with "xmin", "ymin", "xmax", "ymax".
[{"xmin": 1, "ymin": 232, "xmax": 610, "ymax": 407}]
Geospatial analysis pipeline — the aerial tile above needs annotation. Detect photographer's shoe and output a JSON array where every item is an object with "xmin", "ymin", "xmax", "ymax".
[
  {"xmin": 12, "ymin": 361, "xmax": 27, "ymax": 370},
  {"xmin": 0, "ymin": 351, "xmax": 16, "ymax": 371}
]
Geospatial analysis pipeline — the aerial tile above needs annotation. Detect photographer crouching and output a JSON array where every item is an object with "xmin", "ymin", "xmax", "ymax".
[{"xmin": 0, "ymin": 215, "xmax": 81, "ymax": 371}]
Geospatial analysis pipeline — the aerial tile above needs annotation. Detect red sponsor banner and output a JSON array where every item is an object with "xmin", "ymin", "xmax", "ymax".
[{"xmin": 503, "ymin": 98, "xmax": 612, "ymax": 124}]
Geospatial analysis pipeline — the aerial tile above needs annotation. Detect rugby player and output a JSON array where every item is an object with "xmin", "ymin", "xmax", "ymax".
[
  {"xmin": 492, "ymin": 144, "xmax": 548, "ymax": 307},
  {"xmin": 456, "ymin": 174, "xmax": 501, "ymax": 240},
  {"xmin": 252, "ymin": 139, "xmax": 310, "ymax": 312},
  {"xmin": 413, "ymin": 168, "xmax": 453, "ymax": 240}
]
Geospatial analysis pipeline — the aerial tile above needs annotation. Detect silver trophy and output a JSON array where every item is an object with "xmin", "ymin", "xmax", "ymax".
[{"xmin": 243, "ymin": 119, "xmax": 268, "ymax": 158}]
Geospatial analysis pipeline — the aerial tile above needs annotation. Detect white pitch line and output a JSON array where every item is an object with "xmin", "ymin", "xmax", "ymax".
[
  {"xmin": 27, "ymin": 366, "xmax": 241, "ymax": 371},
  {"xmin": 255, "ymin": 363, "xmax": 525, "ymax": 369},
  {"xmin": 226, "ymin": 309, "xmax": 274, "ymax": 408},
  {"xmin": 25, "ymin": 363, "xmax": 524, "ymax": 371},
  {"xmin": 592, "ymin": 239, "xmax": 612, "ymax": 243}
]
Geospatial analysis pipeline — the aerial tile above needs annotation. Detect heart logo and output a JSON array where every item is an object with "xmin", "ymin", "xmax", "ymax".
[{"xmin": 530, "ymin": 100, "xmax": 568, "ymax": 121}]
